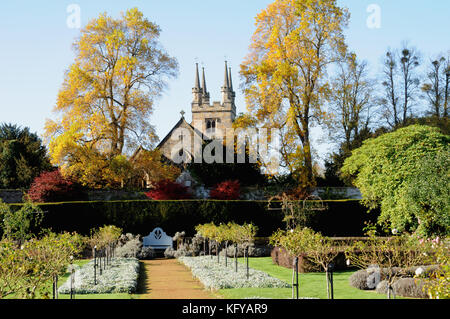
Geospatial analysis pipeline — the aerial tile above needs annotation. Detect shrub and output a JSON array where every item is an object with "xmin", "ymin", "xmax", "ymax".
[
  {"xmin": 144, "ymin": 179, "xmax": 192, "ymax": 200},
  {"xmin": 1, "ymin": 200, "xmax": 43, "ymax": 242},
  {"xmin": 114, "ymin": 233, "xmax": 156, "ymax": 259},
  {"xmin": 209, "ymin": 180, "xmax": 240, "ymax": 200},
  {"xmin": 89, "ymin": 225, "xmax": 122, "ymax": 250},
  {"xmin": 27, "ymin": 170, "xmax": 85, "ymax": 203},
  {"xmin": 165, "ymin": 233, "xmax": 204, "ymax": 258},
  {"xmin": 349, "ymin": 269, "xmax": 370, "ymax": 290},
  {"xmin": 393, "ymin": 278, "xmax": 428, "ymax": 298},
  {"xmin": 376, "ymin": 278, "xmax": 428, "ymax": 298},
  {"xmin": 341, "ymin": 125, "xmax": 450, "ymax": 236},
  {"xmin": 0, "ymin": 232, "xmax": 84, "ymax": 299}
]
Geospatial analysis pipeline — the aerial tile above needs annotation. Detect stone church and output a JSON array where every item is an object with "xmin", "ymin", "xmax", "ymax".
[{"xmin": 130, "ymin": 61, "xmax": 237, "ymax": 187}]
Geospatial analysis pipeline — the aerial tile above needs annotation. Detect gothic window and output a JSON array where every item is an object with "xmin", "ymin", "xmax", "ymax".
[{"xmin": 206, "ymin": 119, "xmax": 217, "ymax": 133}]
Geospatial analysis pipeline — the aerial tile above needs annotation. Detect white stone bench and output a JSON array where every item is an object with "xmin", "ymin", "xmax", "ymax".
[{"xmin": 143, "ymin": 227, "xmax": 173, "ymax": 250}]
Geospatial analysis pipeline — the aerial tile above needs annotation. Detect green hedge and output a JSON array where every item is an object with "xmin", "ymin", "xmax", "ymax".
[{"xmin": 8, "ymin": 199, "xmax": 379, "ymax": 237}]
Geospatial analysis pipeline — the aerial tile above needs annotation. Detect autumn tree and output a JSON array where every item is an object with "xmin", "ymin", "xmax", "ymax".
[
  {"xmin": 380, "ymin": 44, "xmax": 421, "ymax": 128},
  {"xmin": 27, "ymin": 170, "xmax": 85, "ymax": 203},
  {"xmin": 45, "ymin": 8, "xmax": 178, "ymax": 187},
  {"xmin": 130, "ymin": 148, "xmax": 180, "ymax": 188},
  {"xmin": 239, "ymin": 0, "xmax": 349, "ymax": 191}
]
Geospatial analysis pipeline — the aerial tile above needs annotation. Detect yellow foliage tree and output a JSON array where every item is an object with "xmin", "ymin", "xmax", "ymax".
[
  {"xmin": 239, "ymin": 0, "xmax": 349, "ymax": 191},
  {"xmin": 130, "ymin": 149, "xmax": 181, "ymax": 187},
  {"xmin": 44, "ymin": 8, "xmax": 178, "ymax": 187}
]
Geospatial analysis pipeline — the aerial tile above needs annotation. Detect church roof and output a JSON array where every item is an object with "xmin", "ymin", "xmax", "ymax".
[{"xmin": 155, "ymin": 116, "xmax": 207, "ymax": 150}]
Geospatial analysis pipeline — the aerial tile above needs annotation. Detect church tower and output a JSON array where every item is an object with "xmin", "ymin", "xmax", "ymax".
[{"xmin": 191, "ymin": 61, "xmax": 236, "ymax": 138}]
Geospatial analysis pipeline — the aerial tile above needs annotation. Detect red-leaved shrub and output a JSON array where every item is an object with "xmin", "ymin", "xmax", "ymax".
[
  {"xmin": 27, "ymin": 170, "xmax": 85, "ymax": 203},
  {"xmin": 209, "ymin": 180, "xmax": 240, "ymax": 200},
  {"xmin": 145, "ymin": 179, "xmax": 192, "ymax": 200}
]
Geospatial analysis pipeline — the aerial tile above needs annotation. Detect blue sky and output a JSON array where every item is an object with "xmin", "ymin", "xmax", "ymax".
[{"xmin": 0, "ymin": 0, "xmax": 449, "ymax": 163}]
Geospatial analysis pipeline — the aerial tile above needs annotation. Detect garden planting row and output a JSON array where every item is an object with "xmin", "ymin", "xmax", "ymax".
[{"xmin": 178, "ymin": 256, "xmax": 289, "ymax": 289}]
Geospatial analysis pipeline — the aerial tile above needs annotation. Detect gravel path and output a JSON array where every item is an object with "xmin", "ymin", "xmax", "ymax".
[{"xmin": 137, "ymin": 259, "xmax": 217, "ymax": 299}]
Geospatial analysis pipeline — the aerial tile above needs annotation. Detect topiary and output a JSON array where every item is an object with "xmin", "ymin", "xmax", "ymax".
[
  {"xmin": 349, "ymin": 269, "xmax": 371, "ymax": 290},
  {"xmin": 376, "ymin": 278, "xmax": 428, "ymax": 298},
  {"xmin": 393, "ymin": 278, "xmax": 428, "ymax": 299}
]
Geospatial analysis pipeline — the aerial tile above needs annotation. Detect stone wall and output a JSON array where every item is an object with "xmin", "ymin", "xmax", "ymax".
[
  {"xmin": 0, "ymin": 190, "xmax": 25, "ymax": 203},
  {"xmin": 86, "ymin": 190, "xmax": 147, "ymax": 201},
  {"xmin": 312, "ymin": 187, "xmax": 362, "ymax": 200},
  {"xmin": 0, "ymin": 189, "xmax": 147, "ymax": 203}
]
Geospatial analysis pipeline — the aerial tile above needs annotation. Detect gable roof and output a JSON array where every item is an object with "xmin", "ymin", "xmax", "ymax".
[
  {"xmin": 156, "ymin": 116, "xmax": 207, "ymax": 149},
  {"xmin": 130, "ymin": 116, "xmax": 209, "ymax": 165}
]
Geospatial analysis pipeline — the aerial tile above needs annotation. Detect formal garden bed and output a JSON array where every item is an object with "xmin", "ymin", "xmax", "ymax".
[
  {"xmin": 58, "ymin": 257, "xmax": 140, "ymax": 294},
  {"xmin": 178, "ymin": 256, "xmax": 290, "ymax": 289}
]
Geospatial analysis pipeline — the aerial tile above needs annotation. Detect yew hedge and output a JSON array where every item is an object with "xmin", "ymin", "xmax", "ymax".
[{"xmin": 6, "ymin": 199, "xmax": 379, "ymax": 237}]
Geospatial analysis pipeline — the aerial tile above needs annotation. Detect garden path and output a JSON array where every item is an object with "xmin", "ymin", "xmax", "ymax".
[{"xmin": 137, "ymin": 258, "xmax": 217, "ymax": 299}]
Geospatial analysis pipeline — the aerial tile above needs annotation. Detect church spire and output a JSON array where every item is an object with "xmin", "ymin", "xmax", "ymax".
[
  {"xmin": 222, "ymin": 61, "xmax": 232, "ymax": 104},
  {"xmin": 195, "ymin": 63, "xmax": 201, "ymax": 90},
  {"xmin": 228, "ymin": 67, "xmax": 233, "ymax": 92},
  {"xmin": 202, "ymin": 67, "xmax": 207, "ymax": 94},
  {"xmin": 192, "ymin": 63, "xmax": 202, "ymax": 105},
  {"xmin": 223, "ymin": 61, "xmax": 229, "ymax": 89},
  {"xmin": 201, "ymin": 67, "xmax": 210, "ymax": 104}
]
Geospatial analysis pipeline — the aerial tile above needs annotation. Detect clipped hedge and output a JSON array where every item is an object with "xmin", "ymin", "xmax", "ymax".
[{"xmin": 8, "ymin": 199, "xmax": 379, "ymax": 237}]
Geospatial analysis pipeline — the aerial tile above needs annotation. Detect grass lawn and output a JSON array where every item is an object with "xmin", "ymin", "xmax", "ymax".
[{"xmin": 216, "ymin": 257, "xmax": 397, "ymax": 299}]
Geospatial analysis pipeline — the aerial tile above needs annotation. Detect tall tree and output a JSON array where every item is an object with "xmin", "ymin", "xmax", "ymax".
[
  {"xmin": 328, "ymin": 53, "xmax": 374, "ymax": 148},
  {"xmin": 45, "ymin": 8, "xmax": 178, "ymax": 182},
  {"xmin": 421, "ymin": 54, "xmax": 450, "ymax": 119},
  {"xmin": 380, "ymin": 44, "xmax": 421, "ymax": 128},
  {"xmin": 240, "ymin": 0, "xmax": 349, "ymax": 191},
  {"xmin": 341, "ymin": 125, "xmax": 449, "ymax": 237},
  {"xmin": 0, "ymin": 123, "xmax": 51, "ymax": 189}
]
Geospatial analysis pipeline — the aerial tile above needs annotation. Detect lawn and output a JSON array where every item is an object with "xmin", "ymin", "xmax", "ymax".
[{"xmin": 216, "ymin": 257, "xmax": 396, "ymax": 299}]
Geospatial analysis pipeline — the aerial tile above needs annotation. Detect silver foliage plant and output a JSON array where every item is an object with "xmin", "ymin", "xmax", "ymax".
[
  {"xmin": 58, "ymin": 258, "xmax": 140, "ymax": 294},
  {"xmin": 178, "ymin": 256, "xmax": 290, "ymax": 290},
  {"xmin": 115, "ymin": 233, "xmax": 156, "ymax": 259}
]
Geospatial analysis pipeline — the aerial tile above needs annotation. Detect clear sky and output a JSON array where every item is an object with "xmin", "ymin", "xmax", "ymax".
[{"xmin": 0, "ymin": 0, "xmax": 449, "ymax": 163}]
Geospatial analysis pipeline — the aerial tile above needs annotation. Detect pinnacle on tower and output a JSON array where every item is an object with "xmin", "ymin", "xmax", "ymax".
[
  {"xmin": 194, "ymin": 63, "xmax": 201, "ymax": 90},
  {"xmin": 202, "ymin": 67, "xmax": 210, "ymax": 103},
  {"xmin": 192, "ymin": 63, "xmax": 202, "ymax": 105},
  {"xmin": 202, "ymin": 67, "xmax": 207, "ymax": 94},
  {"xmin": 223, "ymin": 61, "xmax": 229, "ymax": 89},
  {"xmin": 221, "ymin": 61, "xmax": 232, "ymax": 104},
  {"xmin": 228, "ymin": 67, "xmax": 233, "ymax": 92}
]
